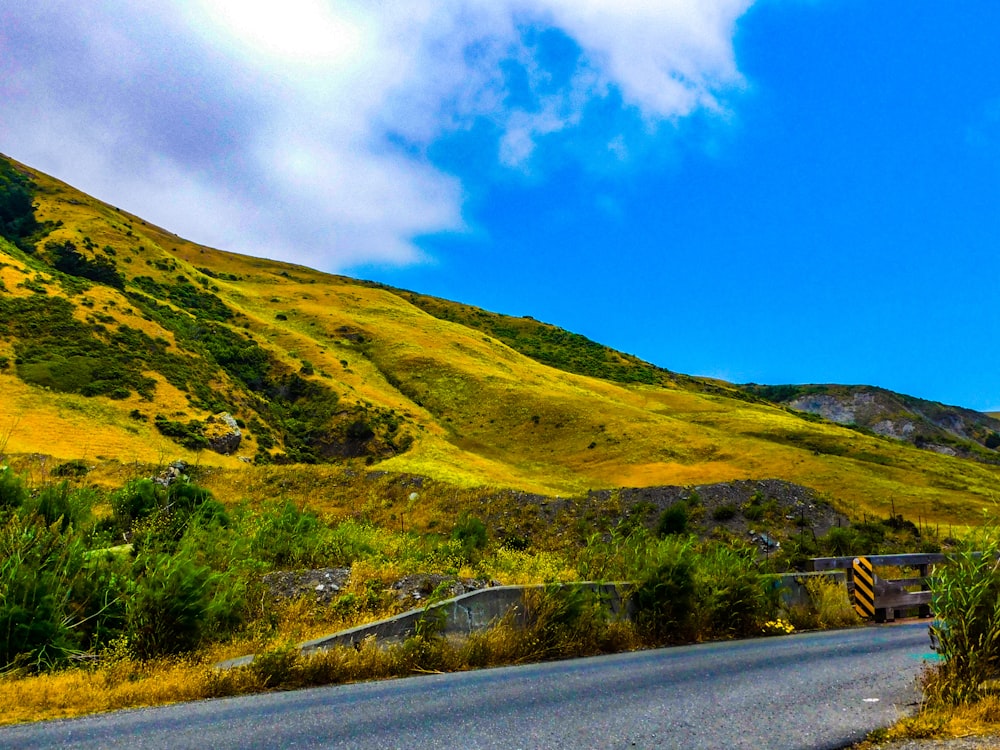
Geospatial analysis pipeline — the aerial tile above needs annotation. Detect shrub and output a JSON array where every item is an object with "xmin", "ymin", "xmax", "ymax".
[
  {"xmin": 0, "ymin": 157, "xmax": 44, "ymax": 251},
  {"xmin": 153, "ymin": 416, "xmax": 209, "ymax": 451},
  {"xmin": 322, "ymin": 520, "xmax": 379, "ymax": 567},
  {"xmin": 0, "ymin": 519, "xmax": 86, "ymax": 671},
  {"xmin": 0, "ymin": 466, "xmax": 28, "ymax": 511},
  {"xmin": 46, "ymin": 240, "xmax": 124, "ymax": 289},
  {"xmin": 515, "ymin": 585, "xmax": 613, "ymax": 660},
  {"xmin": 20, "ymin": 482, "xmax": 94, "ymax": 531},
  {"xmin": 126, "ymin": 551, "xmax": 241, "ymax": 659},
  {"xmin": 452, "ymin": 513, "xmax": 488, "ymax": 561},
  {"xmin": 712, "ymin": 504, "xmax": 738, "ymax": 522},
  {"xmin": 111, "ymin": 479, "xmax": 163, "ymax": 530},
  {"xmin": 790, "ymin": 575, "xmax": 859, "ymax": 630},
  {"xmin": 820, "ymin": 526, "xmax": 860, "ymax": 557},
  {"xmin": 51, "ymin": 459, "xmax": 89, "ymax": 478},
  {"xmin": 631, "ymin": 541, "xmax": 697, "ymax": 642},
  {"xmin": 249, "ymin": 501, "xmax": 324, "ymax": 568},
  {"xmin": 694, "ymin": 545, "xmax": 774, "ymax": 638},
  {"xmin": 656, "ymin": 502, "xmax": 689, "ymax": 537}
]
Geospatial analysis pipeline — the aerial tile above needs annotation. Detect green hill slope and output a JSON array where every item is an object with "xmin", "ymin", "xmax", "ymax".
[{"xmin": 2, "ymin": 153, "xmax": 1000, "ymax": 528}]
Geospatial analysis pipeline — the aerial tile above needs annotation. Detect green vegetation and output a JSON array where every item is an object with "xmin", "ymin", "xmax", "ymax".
[
  {"xmin": 926, "ymin": 528, "xmax": 1000, "ymax": 704},
  {"xmin": 0, "ymin": 157, "xmax": 46, "ymax": 252},
  {"xmin": 132, "ymin": 275, "xmax": 233, "ymax": 321},
  {"xmin": 46, "ymin": 240, "xmax": 124, "ymax": 289},
  {"xmin": 656, "ymin": 502, "xmax": 689, "ymax": 537},
  {"xmin": 153, "ymin": 416, "xmax": 211, "ymax": 451},
  {"xmin": 0, "ymin": 295, "xmax": 159, "ymax": 399},
  {"xmin": 123, "ymin": 288, "xmax": 408, "ymax": 461},
  {"xmin": 0, "ymin": 469, "xmax": 241, "ymax": 672},
  {"xmin": 393, "ymin": 290, "xmax": 669, "ymax": 385},
  {"xmin": 0, "ymin": 464, "xmax": 852, "ymax": 679}
]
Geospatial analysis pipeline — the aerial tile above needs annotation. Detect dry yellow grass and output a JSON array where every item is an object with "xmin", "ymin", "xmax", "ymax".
[
  {"xmin": 855, "ymin": 698, "xmax": 1000, "ymax": 747},
  {"xmin": 0, "ymin": 658, "xmax": 213, "ymax": 726}
]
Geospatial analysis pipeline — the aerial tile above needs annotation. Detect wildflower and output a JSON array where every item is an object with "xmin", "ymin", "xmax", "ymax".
[{"xmin": 761, "ymin": 619, "xmax": 795, "ymax": 635}]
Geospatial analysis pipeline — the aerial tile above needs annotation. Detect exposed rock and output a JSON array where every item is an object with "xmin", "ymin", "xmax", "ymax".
[
  {"xmin": 153, "ymin": 460, "xmax": 188, "ymax": 487},
  {"xmin": 204, "ymin": 412, "xmax": 242, "ymax": 455},
  {"xmin": 389, "ymin": 574, "xmax": 496, "ymax": 604},
  {"xmin": 263, "ymin": 568, "xmax": 351, "ymax": 605},
  {"xmin": 745, "ymin": 384, "xmax": 1000, "ymax": 464},
  {"xmin": 260, "ymin": 568, "xmax": 497, "ymax": 607}
]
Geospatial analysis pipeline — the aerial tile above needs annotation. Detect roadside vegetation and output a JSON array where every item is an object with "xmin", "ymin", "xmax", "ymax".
[
  {"xmin": 856, "ymin": 524, "xmax": 1000, "ymax": 747},
  {"xmin": 0, "ymin": 460, "xmax": 876, "ymax": 725}
]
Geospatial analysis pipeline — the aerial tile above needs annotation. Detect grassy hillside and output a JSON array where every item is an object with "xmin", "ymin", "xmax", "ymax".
[{"xmin": 2, "ymin": 153, "xmax": 1000, "ymax": 528}]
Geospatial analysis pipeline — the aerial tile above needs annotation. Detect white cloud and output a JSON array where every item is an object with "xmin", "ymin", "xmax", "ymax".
[
  {"xmin": 539, "ymin": 0, "xmax": 750, "ymax": 116},
  {"xmin": 0, "ymin": 0, "xmax": 754, "ymax": 271}
]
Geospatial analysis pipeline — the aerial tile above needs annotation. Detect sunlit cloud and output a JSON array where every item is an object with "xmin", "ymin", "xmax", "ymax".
[{"xmin": 0, "ymin": 0, "xmax": 754, "ymax": 270}]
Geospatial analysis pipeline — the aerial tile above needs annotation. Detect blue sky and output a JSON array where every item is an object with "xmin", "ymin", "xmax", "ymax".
[{"xmin": 3, "ymin": 2, "xmax": 999, "ymax": 410}]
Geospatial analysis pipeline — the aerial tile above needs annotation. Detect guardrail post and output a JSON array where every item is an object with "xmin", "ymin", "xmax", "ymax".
[
  {"xmin": 811, "ymin": 553, "xmax": 944, "ymax": 622},
  {"xmin": 917, "ymin": 562, "xmax": 932, "ymax": 619}
]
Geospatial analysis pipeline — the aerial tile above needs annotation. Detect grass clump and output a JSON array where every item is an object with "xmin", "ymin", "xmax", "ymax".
[
  {"xmin": 784, "ymin": 575, "xmax": 861, "ymax": 631},
  {"xmin": 925, "ymin": 529, "xmax": 1000, "ymax": 705}
]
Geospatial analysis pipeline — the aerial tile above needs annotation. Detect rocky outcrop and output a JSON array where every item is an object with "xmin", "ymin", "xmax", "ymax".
[
  {"xmin": 745, "ymin": 384, "xmax": 1000, "ymax": 463},
  {"xmin": 204, "ymin": 412, "xmax": 242, "ymax": 455}
]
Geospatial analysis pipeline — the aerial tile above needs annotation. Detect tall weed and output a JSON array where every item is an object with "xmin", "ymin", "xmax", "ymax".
[
  {"xmin": 928, "ymin": 531, "xmax": 1000, "ymax": 704},
  {"xmin": 0, "ymin": 519, "xmax": 87, "ymax": 671}
]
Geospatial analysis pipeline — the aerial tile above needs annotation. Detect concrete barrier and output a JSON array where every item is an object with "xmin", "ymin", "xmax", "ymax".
[
  {"xmin": 215, "ymin": 573, "xmax": 846, "ymax": 670},
  {"xmin": 216, "ymin": 583, "xmax": 631, "ymax": 669},
  {"xmin": 766, "ymin": 571, "xmax": 848, "ymax": 609},
  {"xmin": 299, "ymin": 582, "xmax": 632, "ymax": 653}
]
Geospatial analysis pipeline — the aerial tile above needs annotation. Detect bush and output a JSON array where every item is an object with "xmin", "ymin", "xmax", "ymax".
[
  {"xmin": 0, "ymin": 519, "xmax": 86, "ymax": 671},
  {"xmin": 126, "ymin": 551, "xmax": 243, "ymax": 659},
  {"xmin": 820, "ymin": 526, "xmax": 860, "ymax": 557},
  {"xmin": 249, "ymin": 501, "xmax": 324, "ymax": 568},
  {"xmin": 631, "ymin": 541, "xmax": 697, "ymax": 642},
  {"xmin": 46, "ymin": 240, "xmax": 124, "ymax": 289},
  {"xmin": 452, "ymin": 513, "xmax": 487, "ymax": 561},
  {"xmin": 112, "ymin": 478, "xmax": 227, "ymax": 553},
  {"xmin": 515, "ymin": 585, "xmax": 614, "ymax": 660},
  {"xmin": 786, "ymin": 575, "xmax": 860, "ymax": 631},
  {"xmin": 712, "ymin": 504, "xmax": 737, "ymax": 522},
  {"xmin": 51, "ymin": 459, "xmax": 89, "ymax": 478},
  {"xmin": 0, "ymin": 157, "xmax": 44, "ymax": 251},
  {"xmin": 20, "ymin": 482, "xmax": 94, "ymax": 531},
  {"xmin": 0, "ymin": 466, "xmax": 28, "ymax": 512},
  {"xmin": 656, "ymin": 503, "xmax": 688, "ymax": 537},
  {"xmin": 694, "ymin": 545, "xmax": 774, "ymax": 638},
  {"xmin": 153, "ymin": 416, "xmax": 209, "ymax": 451},
  {"xmin": 111, "ymin": 479, "xmax": 163, "ymax": 529}
]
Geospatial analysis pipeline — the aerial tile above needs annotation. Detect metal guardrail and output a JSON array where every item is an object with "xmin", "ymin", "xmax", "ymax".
[{"xmin": 808, "ymin": 554, "xmax": 942, "ymax": 622}]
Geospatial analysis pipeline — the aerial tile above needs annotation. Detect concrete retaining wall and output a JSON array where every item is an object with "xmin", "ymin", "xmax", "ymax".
[
  {"xmin": 767, "ymin": 571, "xmax": 848, "ymax": 609},
  {"xmin": 300, "ymin": 582, "xmax": 632, "ymax": 654},
  {"xmin": 216, "ymin": 573, "xmax": 847, "ymax": 669}
]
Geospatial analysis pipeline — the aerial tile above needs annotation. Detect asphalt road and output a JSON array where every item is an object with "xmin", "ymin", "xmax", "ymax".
[{"xmin": 0, "ymin": 622, "xmax": 933, "ymax": 750}]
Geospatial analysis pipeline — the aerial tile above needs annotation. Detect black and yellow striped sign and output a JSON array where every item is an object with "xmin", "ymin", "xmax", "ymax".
[{"xmin": 853, "ymin": 556, "xmax": 876, "ymax": 618}]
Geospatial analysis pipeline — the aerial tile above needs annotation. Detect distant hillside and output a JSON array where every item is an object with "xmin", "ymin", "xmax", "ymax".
[
  {"xmin": 743, "ymin": 384, "xmax": 1000, "ymax": 464},
  {"xmin": 2, "ymin": 152, "xmax": 1000, "ymax": 528}
]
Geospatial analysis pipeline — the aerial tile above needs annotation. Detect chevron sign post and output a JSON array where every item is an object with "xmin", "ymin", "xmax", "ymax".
[{"xmin": 852, "ymin": 556, "xmax": 876, "ymax": 619}]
